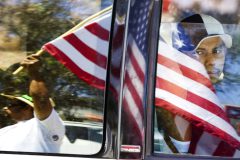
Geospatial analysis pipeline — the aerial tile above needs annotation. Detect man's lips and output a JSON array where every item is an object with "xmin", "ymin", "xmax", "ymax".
[
  {"xmin": 207, "ymin": 71, "xmax": 221, "ymax": 77},
  {"xmin": 207, "ymin": 70, "xmax": 221, "ymax": 75}
]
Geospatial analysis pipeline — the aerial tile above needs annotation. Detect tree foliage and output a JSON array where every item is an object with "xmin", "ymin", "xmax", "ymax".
[
  {"xmin": 0, "ymin": 0, "xmax": 74, "ymax": 51},
  {"xmin": 0, "ymin": 0, "xmax": 105, "ymax": 127}
]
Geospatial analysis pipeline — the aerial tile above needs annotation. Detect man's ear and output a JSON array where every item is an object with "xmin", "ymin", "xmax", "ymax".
[
  {"xmin": 219, "ymin": 72, "xmax": 224, "ymax": 80},
  {"xmin": 2, "ymin": 107, "xmax": 11, "ymax": 116}
]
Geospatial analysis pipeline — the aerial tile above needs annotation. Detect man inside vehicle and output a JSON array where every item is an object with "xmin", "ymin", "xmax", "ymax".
[
  {"xmin": 0, "ymin": 54, "xmax": 65, "ymax": 153},
  {"xmin": 156, "ymin": 14, "xmax": 232, "ymax": 154}
]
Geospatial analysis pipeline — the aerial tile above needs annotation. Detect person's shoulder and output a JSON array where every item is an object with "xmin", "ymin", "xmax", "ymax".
[
  {"xmin": 0, "ymin": 124, "xmax": 16, "ymax": 132},
  {"xmin": 40, "ymin": 109, "xmax": 60, "ymax": 121},
  {"xmin": 0, "ymin": 121, "xmax": 30, "ymax": 134},
  {"xmin": 39, "ymin": 108, "xmax": 64, "ymax": 127}
]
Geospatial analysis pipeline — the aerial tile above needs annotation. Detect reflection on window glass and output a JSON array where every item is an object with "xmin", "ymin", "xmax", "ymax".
[
  {"xmin": 0, "ymin": 0, "xmax": 112, "ymax": 155},
  {"xmin": 154, "ymin": 0, "xmax": 240, "ymax": 157}
]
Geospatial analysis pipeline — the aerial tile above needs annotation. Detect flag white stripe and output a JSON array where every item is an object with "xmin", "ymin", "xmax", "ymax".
[
  {"xmin": 82, "ymin": 11, "xmax": 112, "ymax": 31},
  {"xmin": 195, "ymin": 132, "xmax": 221, "ymax": 155},
  {"xmin": 52, "ymin": 38, "xmax": 106, "ymax": 80},
  {"xmin": 124, "ymin": 86, "xmax": 143, "ymax": 133},
  {"xmin": 130, "ymin": 37, "xmax": 146, "ymax": 74},
  {"xmin": 158, "ymin": 41, "xmax": 209, "ymax": 78},
  {"xmin": 157, "ymin": 64, "xmax": 223, "ymax": 109},
  {"xmin": 125, "ymin": 36, "xmax": 145, "ymax": 102},
  {"xmin": 155, "ymin": 88, "xmax": 240, "ymax": 141},
  {"xmin": 126, "ymin": 61, "xmax": 144, "ymax": 97},
  {"xmin": 233, "ymin": 149, "xmax": 240, "ymax": 158},
  {"xmin": 74, "ymin": 28, "xmax": 109, "ymax": 56},
  {"xmin": 110, "ymin": 74, "xmax": 120, "ymax": 94}
]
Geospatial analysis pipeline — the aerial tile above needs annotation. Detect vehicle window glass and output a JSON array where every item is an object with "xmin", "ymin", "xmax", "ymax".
[
  {"xmin": 0, "ymin": 0, "xmax": 113, "ymax": 155},
  {"xmin": 154, "ymin": 0, "xmax": 240, "ymax": 157}
]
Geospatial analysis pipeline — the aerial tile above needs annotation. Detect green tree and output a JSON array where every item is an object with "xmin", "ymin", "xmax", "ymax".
[
  {"xmin": 0, "ymin": 0, "xmax": 105, "ymax": 126},
  {"xmin": 0, "ymin": 0, "xmax": 73, "ymax": 51}
]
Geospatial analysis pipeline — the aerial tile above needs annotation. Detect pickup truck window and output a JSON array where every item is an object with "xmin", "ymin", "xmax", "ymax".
[
  {"xmin": 154, "ymin": 0, "xmax": 240, "ymax": 158},
  {"xmin": 0, "ymin": 0, "xmax": 112, "ymax": 155}
]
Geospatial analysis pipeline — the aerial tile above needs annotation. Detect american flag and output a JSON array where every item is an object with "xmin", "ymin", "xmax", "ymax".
[
  {"xmin": 43, "ymin": 10, "xmax": 112, "ymax": 90},
  {"xmin": 156, "ymin": 22, "xmax": 240, "ymax": 156},
  {"xmin": 42, "ymin": 1, "xmax": 149, "ymax": 153}
]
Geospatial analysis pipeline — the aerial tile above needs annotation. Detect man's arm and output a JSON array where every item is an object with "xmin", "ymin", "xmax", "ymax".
[
  {"xmin": 21, "ymin": 54, "xmax": 52, "ymax": 120},
  {"xmin": 156, "ymin": 108, "xmax": 192, "ymax": 153}
]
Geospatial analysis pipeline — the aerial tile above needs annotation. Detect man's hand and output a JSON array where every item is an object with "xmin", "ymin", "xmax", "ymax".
[
  {"xmin": 20, "ymin": 54, "xmax": 52, "ymax": 120},
  {"xmin": 20, "ymin": 54, "xmax": 42, "ymax": 80}
]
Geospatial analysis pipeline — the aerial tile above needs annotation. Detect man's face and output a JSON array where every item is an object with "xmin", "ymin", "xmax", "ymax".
[
  {"xmin": 3, "ymin": 100, "xmax": 33, "ymax": 122},
  {"xmin": 195, "ymin": 37, "xmax": 226, "ymax": 83}
]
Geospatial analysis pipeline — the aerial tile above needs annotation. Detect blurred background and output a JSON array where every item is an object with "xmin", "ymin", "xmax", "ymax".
[{"xmin": 0, "ymin": 0, "xmax": 112, "ymax": 127}]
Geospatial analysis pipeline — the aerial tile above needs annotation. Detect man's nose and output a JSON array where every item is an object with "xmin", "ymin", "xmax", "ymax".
[
  {"xmin": 2, "ymin": 107, "xmax": 12, "ymax": 117},
  {"xmin": 205, "ymin": 59, "xmax": 214, "ymax": 67},
  {"xmin": 2, "ymin": 107, "xmax": 11, "ymax": 115},
  {"xmin": 203, "ymin": 52, "xmax": 214, "ymax": 67},
  {"xmin": 2, "ymin": 107, "xmax": 8, "ymax": 112}
]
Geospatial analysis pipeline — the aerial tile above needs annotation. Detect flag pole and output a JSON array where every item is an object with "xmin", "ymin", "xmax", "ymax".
[{"xmin": 13, "ymin": 5, "xmax": 112, "ymax": 75}]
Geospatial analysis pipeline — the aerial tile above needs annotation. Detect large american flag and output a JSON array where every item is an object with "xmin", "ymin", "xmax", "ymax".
[
  {"xmin": 42, "ymin": 5, "xmax": 239, "ymax": 157},
  {"xmin": 43, "ymin": 10, "xmax": 112, "ymax": 90},
  {"xmin": 42, "ymin": 1, "xmax": 148, "ymax": 152},
  {"xmin": 156, "ymin": 22, "xmax": 240, "ymax": 156}
]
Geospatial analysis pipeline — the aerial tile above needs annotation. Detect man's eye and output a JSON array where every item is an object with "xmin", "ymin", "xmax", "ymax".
[
  {"xmin": 213, "ymin": 48, "xmax": 222, "ymax": 54},
  {"xmin": 195, "ymin": 50, "xmax": 204, "ymax": 55}
]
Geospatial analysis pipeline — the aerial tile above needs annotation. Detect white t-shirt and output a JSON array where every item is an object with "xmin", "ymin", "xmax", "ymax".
[{"xmin": 0, "ymin": 109, "xmax": 65, "ymax": 153}]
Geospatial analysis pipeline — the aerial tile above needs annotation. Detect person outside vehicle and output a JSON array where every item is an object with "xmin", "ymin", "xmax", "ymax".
[
  {"xmin": 156, "ymin": 13, "xmax": 232, "ymax": 153},
  {"xmin": 0, "ymin": 54, "xmax": 65, "ymax": 153}
]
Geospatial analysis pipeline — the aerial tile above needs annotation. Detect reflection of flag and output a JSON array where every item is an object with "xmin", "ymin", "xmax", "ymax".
[
  {"xmin": 155, "ymin": 40, "xmax": 240, "ymax": 156},
  {"xmin": 119, "ymin": 0, "xmax": 150, "ymax": 150},
  {"xmin": 43, "ymin": 11, "xmax": 112, "ymax": 90},
  {"xmin": 122, "ymin": 35, "xmax": 146, "ymax": 141}
]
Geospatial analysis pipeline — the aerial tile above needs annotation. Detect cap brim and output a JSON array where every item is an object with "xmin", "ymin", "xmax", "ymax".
[
  {"xmin": 219, "ymin": 34, "xmax": 232, "ymax": 48},
  {"xmin": 15, "ymin": 97, "xmax": 34, "ymax": 107},
  {"xmin": 195, "ymin": 34, "xmax": 232, "ymax": 50},
  {"xmin": 0, "ymin": 93, "xmax": 34, "ymax": 107}
]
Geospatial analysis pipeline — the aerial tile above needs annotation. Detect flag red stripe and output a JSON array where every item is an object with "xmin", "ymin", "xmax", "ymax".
[
  {"xmin": 85, "ymin": 22, "xmax": 109, "ymax": 41},
  {"xmin": 128, "ymin": 46, "xmax": 145, "ymax": 84},
  {"xmin": 156, "ymin": 77, "xmax": 229, "ymax": 122},
  {"xmin": 155, "ymin": 98, "xmax": 240, "ymax": 148},
  {"xmin": 158, "ymin": 54, "xmax": 215, "ymax": 92},
  {"xmin": 189, "ymin": 126, "xmax": 204, "ymax": 154},
  {"xmin": 44, "ymin": 43, "xmax": 106, "ymax": 89},
  {"xmin": 213, "ymin": 141, "xmax": 235, "ymax": 156},
  {"xmin": 64, "ymin": 33, "xmax": 107, "ymax": 69},
  {"xmin": 112, "ymin": 26, "xmax": 124, "ymax": 49},
  {"xmin": 111, "ymin": 62, "xmax": 121, "ymax": 78},
  {"xmin": 125, "ymin": 73, "xmax": 144, "ymax": 117},
  {"xmin": 123, "ymin": 98, "xmax": 143, "ymax": 139}
]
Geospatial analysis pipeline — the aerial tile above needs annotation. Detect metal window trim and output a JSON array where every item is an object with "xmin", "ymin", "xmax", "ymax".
[{"xmin": 116, "ymin": 0, "xmax": 132, "ymax": 159}]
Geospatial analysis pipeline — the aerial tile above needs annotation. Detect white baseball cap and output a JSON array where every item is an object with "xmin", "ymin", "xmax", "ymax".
[{"xmin": 179, "ymin": 14, "xmax": 232, "ymax": 50}]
